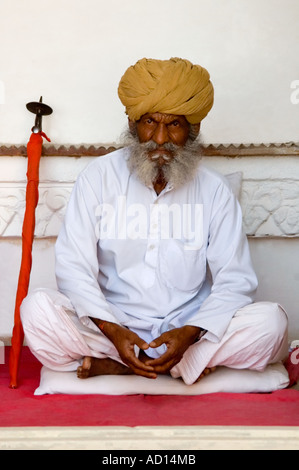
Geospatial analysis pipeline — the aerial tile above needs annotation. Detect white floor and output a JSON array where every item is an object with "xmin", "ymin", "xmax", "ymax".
[{"xmin": 0, "ymin": 426, "xmax": 299, "ymax": 450}]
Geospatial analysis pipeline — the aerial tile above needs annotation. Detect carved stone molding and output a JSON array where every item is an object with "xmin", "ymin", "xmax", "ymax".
[
  {"xmin": 203, "ymin": 142, "xmax": 299, "ymax": 157},
  {"xmin": 1, "ymin": 177, "xmax": 299, "ymax": 238},
  {"xmin": 0, "ymin": 145, "xmax": 118, "ymax": 157},
  {"xmin": 1, "ymin": 144, "xmax": 299, "ymax": 238},
  {"xmin": 0, "ymin": 183, "xmax": 72, "ymax": 237},
  {"xmin": 1, "ymin": 142, "xmax": 299, "ymax": 157},
  {"xmin": 241, "ymin": 180, "xmax": 299, "ymax": 237}
]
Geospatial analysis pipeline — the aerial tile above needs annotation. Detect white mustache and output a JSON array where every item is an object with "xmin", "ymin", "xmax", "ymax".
[{"xmin": 151, "ymin": 152, "xmax": 172, "ymax": 161}]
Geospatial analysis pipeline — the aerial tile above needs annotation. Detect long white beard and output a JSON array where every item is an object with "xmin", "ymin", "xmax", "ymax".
[{"xmin": 125, "ymin": 133, "xmax": 203, "ymax": 189}]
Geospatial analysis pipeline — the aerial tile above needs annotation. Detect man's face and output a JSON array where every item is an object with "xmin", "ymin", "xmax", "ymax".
[
  {"xmin": 133, "ymin": 113, "xmax": 191, "ymax": 167},
  {"xmin": 126, "ymin": 113, "xmax": 202, "ymax": 190}
]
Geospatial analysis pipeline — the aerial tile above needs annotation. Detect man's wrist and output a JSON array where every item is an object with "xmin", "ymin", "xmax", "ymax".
[
  {"xmin": 90, "ymin": 317, "xmax": 122, "ymax": 337},
  {"xmin": 183, "ymin": 325, "xmax": 206, "ymax": 342},
  {"xmin": 90, "ymin": 317, "xmax": 109, "ymax": 333}
]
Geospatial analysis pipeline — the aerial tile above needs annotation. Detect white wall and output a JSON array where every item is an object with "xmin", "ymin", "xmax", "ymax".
[{"xmin": 0, "ymin": 0, "xmax": 299, "ymax": 146}]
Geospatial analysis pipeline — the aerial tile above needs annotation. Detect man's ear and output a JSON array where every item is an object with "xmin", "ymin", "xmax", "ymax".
[{"xmin": 189, "ymin": 122, "xmax": 201, "ymax": 140}]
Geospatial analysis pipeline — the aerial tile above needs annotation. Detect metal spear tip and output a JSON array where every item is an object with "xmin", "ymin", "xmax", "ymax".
[
  {"xmin": 26, "ymin": 96, "xmax": 53, "ymax": 133},
  {"xmin": 26, "ymin": 96, "xmax": 53, "ymax": 116}
]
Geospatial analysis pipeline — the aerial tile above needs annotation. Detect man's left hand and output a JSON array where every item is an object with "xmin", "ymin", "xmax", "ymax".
[{"xmin": 145, "ymin": 325, "xmax": 202, "ymax": 374}]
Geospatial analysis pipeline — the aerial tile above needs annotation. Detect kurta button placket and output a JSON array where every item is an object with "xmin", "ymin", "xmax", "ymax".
[{"xmin": 144, "ymin": 191, "xmax": 163, "ymax": 271}]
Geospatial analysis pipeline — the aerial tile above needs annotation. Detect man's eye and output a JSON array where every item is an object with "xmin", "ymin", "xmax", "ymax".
[
  {"xmin": 146, "ymin": 118, "xmax": 153, "ymax": 124},
  {"xmin": 170, "ymin": 120, "xmax": 180, "ymax": 127}
]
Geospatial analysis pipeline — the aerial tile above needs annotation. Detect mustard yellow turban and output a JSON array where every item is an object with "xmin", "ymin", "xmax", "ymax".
[{"xmin": 118, "ymin": 57, "xmax": 214, "ymax": 124}]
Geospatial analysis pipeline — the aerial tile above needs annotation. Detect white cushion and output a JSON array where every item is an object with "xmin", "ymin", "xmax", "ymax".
[{"xmin": 34, "ymin": 362, "xmax": 289, "ymax": 396}]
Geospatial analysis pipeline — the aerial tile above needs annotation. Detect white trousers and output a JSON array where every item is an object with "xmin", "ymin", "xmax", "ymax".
[{"xmin": 20, "ymin": 288, "xmax": 289, "ymax": 385}]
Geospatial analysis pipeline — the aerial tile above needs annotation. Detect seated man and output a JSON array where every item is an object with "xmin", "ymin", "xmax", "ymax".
[{"xmin": 21, "ymin": 58, "xmax": 289, "ymax": 386}]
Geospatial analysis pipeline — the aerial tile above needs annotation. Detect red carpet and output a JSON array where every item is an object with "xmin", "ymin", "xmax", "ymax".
[{"xmin": 1, "ymin": 347, "xmax": 299, "ymax": 427}]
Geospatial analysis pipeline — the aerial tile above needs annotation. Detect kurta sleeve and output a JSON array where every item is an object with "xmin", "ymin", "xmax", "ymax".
[
  {"xmin": 187, "ymin": 181, "xmax": 258, "ymax": 342},
  {"xmin": 55, "ymin": 173, "xmax": 120, "ymax": 329}
]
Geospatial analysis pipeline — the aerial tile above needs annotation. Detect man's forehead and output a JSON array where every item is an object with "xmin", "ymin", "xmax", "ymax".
[{"xmin": 140, "ymin": 112, "xmax": 189, "ymax": 124}]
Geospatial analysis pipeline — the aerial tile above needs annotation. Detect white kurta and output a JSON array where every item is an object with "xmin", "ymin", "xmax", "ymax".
[{"xmin": 55, "ymin": 147, "xmax": 258, "ymax": 358}]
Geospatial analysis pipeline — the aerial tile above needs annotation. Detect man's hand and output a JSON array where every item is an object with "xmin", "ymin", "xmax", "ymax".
[
  {"xmin": 145, "ymin": 325, "xmax": 202, "ymax": 374},
  {"xmin": 94, "ymin": 319, "xmax": 157, "ymax": 379}
]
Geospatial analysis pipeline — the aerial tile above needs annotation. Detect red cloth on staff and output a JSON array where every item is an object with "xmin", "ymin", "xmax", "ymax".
[{"xmin": 9, "ymin": 131, "xmax": 50, "ymax": 389}]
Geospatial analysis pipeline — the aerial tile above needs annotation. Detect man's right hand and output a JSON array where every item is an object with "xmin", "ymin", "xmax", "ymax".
[{"xmin": 93, "ymin": 319, "xmax": 157, "ymax": 379}]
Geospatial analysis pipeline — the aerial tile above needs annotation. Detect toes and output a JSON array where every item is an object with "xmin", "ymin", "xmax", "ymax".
[
  {"xmin": 77, "ymin": 357, "xmax": 92, "ymax": 379},
  {"xmin": 196, "ymin": 366, "xmax": 216, "ymax": 382},
  {"xmin": 77, "ymin": 366, "xmax": 88, "ymax": 379}
]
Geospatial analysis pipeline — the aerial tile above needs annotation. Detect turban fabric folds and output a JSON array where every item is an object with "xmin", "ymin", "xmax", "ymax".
[{"xmin": 118, "ymin": 57, "xmax": 214, "ymax": 124}]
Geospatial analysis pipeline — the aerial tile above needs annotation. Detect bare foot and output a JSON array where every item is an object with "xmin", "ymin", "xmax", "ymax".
[
  {"xmin": 196, "ymin": 366, "xmax": 216, "ymax": 382},
  {"xmin": 77, "ymin": 356, "xmax": 133, "ymax": 379}
]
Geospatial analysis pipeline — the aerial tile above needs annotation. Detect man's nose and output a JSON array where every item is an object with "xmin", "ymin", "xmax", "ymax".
[{"xmin": 152, "ymin": 123, "xmax": 169, "ymax": 145}]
